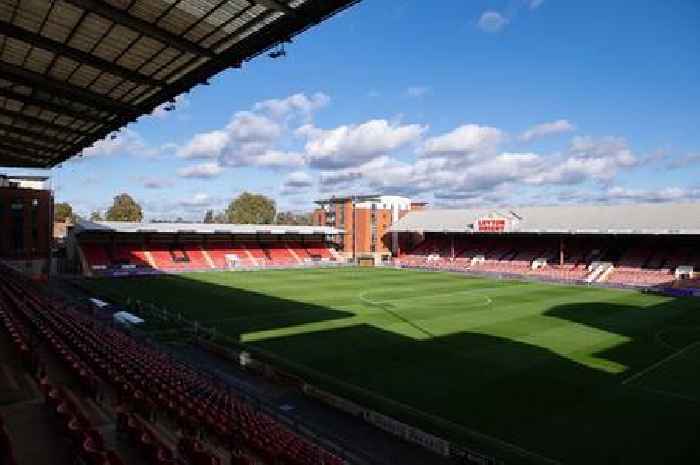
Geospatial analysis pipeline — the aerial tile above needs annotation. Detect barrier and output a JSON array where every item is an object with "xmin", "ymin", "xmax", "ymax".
[
  {"xmin": 362, "ymin": 409, "xmax": 451, "ymax": 456},
  {"xmin": 303, "ymin": 384, "xmax": 364, "ymax": 417}
]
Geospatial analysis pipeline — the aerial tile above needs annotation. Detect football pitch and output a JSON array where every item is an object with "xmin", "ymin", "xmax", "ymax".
[{"xmin": 83, "ymin": 267, "xmax": 700, "ymax": 464}]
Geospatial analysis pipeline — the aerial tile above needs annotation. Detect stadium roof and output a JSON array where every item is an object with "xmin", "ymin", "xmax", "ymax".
[
  {"xmin": 75, "ymin": 219, "xmax": 341, "ymax": 235},
  {"xmin": 390, "ymin": 202, "xmax": 700, "ymax": 235},
  {"xmin": 0, "ymin": 0, "xmax": 358, "ymax": 168}
]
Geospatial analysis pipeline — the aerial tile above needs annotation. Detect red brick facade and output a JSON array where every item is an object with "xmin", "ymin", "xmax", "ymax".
[{"xmin": 0, "ymin": 186, "xmax": 52, "ymax": 260}]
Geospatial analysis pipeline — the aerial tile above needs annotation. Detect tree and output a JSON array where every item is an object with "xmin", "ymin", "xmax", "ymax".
[
  {"xmin": 54, "ymin": 202, "xmax": 75, "ymax": 223},
  {"xmin": 276, "ymin": 211, "xmax": 312, "ymax": 226},
  {"xmin": 105, "ymin": 193, "xmax": 143, "ymax": 222},
  {"xmin": 203, "ymin": 210, "xmax": 215, "ymax": 224},
  {"xmin": 89, "ymin": 211, "xmax": 103, "ymax": 221},
  {"xmin": 225, "ymin": 192, "xmax": 276, "ymax": 224}
]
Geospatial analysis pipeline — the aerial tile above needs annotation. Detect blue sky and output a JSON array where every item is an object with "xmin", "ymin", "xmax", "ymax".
[{"xmin": 14, "ymin": 0, "xmax": 700, "ymax": 220}]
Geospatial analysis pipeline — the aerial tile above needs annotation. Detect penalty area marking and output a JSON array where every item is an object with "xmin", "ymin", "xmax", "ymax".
[
  {"xmin": 631, "ymin": 384, "xmax": 700, "ymax": 405},
  {"xmin": 654, "ymin": 326, "xmax": 700, "ymax": 351},
  {"xmin": 622, "ymin": 340, "xmax": 700, "ymax": 386}
]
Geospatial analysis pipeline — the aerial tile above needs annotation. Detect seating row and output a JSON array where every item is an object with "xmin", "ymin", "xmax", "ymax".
[
  {"xmin": 81, "ymin": 241, "xmax": 335, "ymax": 273},
  {"xmin": 0, "ymin": 265, "xmax": 345, "ymax": 465}
]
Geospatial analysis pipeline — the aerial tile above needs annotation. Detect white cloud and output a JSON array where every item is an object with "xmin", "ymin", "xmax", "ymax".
[
  {"xmin": 422, "ymin": 124, "xmax": 504, "ymax": 159},
  {"xmin": 603, "ymin": 186, "xmax": 700, "ymax": 203},
  {"xmin": 177, "ymin": 162, "xmax": 224, "ymax": 179},
  {"xmin": 300, "ymin": 119, "xmax": 427, "ymax": 169},
  {"xmin": 174, "ymin": 92, "xmax": 326, "ymax": 169},
  {"xmin": 80, "ymin": 129, "xmax": 158, "ymax": 158},
  {"xmin": 478, "ymin": 11, "xmax": 509, "ymax": 32},
  {"xmin": 666, "ymin": 153, "xmax": 700, "ymax": 170},
  {"xmin": 226, "ymin": 111, "xmax": 281, "ymax": 142},
  {"xmin": 176, "ymin": 130, "xmax": 229, "ymax": 159},
  {"xmin": 570, "ymin": 135, "xmax": 636, "ymax": 166},
  {"xmin": 527, "ymin": 136, "xmax": 637, "ymax": 185},
  {"xmin": 253, "ymin": 92, "xmax": 330, "ymax": 120},
  {"xmin": 285, "ymin": 171, "xmax": 313, "ymax": 188},
  {"xmin": 139, "ymin": 176, "xmax": 174, "ymax": 189},
  {"xmin": 529, "ymin": 0, "xmax": 544, "ymax": 10},
  {"xmin": 281, "ymin": 171, "xmax": 314, "ymax": 195},
  {"xmin": 406, "ymin": 86, "xmax": 430, "ymax": 98},
  {"xmin": 520, "ymin": 119, "xmax": 575, "ymax": 142},
  {"xmin": 227, "ymin": 149, "xmax": 305, "ymax": 168},
  {"xmin": 316, "ymin": 128, "xmax": 643, "ymax": 204},
  {"xmin": 177, "ymin": 192, "xmax": 215, "ymax": 208}
]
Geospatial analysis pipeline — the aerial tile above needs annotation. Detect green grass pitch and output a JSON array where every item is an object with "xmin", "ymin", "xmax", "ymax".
[{"xmin": 83, "ymin": 267, "xmax": 700, "ymax": 464}]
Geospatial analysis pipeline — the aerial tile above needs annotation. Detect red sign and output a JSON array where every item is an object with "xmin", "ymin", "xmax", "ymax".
[{"xmin": 477, "ymin": 218, "xmax": 506, "ymax": 232}]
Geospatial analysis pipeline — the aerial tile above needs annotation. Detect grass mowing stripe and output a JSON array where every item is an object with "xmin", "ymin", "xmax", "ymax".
[{"xmin": 79, "ymin": 267, "xmax": 700, "ymax": 465}]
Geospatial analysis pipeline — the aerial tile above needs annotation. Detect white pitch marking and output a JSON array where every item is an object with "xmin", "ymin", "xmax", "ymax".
[
  {"xmin": 632, "ymin": 384, "xmax": 700, "ymax": 405},
  {"xmin": 622, "ymin": 340, "xmax": 700, "ymax": 386}
]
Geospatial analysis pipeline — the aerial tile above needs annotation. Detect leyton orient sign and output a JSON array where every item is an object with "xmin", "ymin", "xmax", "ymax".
[{"xmin": 477, "ymin": 218, "xmax": 507, "ymax": 233}]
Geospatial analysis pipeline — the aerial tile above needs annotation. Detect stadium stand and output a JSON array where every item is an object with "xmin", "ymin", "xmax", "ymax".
[
  {"xmin": 0, "ymin": 263, "xmax": 345, "ymax": 465},
  {"xmin": 392, "ymin": 203, "xmax": 700, "ymax": 288},
  {"xmin": 0, "ymin": 414, "xmax": 18, "ymax": 465},
  {"xmin": 70, "ymin": 221, "xmax": 341, "ymax": 276}
]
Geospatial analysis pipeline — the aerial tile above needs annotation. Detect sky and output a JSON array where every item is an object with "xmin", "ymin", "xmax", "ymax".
[{"xmin": 9, "ymin": 0, "xmax": 700, "ymax": 221}]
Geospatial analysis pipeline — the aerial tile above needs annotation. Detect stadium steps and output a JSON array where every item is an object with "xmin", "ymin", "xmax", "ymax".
[
  {"xmin": 142, "ymin": 249, "xmax": 157, "ymax": 268},
  {"xmin": 199, "ymin": 245, "xmax": 216, "ymax": 269},
  {"xmin": 240, "ymin": 243, "xmax": 260, "ymax": 266},
  {"xmin": 286, "ymin": 243, "xmax": 304, "ymax": 264}
]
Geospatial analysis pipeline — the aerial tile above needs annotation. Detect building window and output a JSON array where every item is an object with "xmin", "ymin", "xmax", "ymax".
[{"xmin": 337, "ymin": 204, "xmax": 344, "ymax": 225}]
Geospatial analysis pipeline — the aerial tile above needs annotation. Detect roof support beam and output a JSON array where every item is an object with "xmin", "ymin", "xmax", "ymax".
[
  {"xmin": 49, "ymin": 0, "xmax": 361, "ymax": 167},
  {"xmin": 0, "ymin": 61, "xmax": 139, "ymax": 116},
  {"xmin": 0, "ymin": 141, "xmax": 55, "ymax": 157},
  {"xmin": 0, "ymin": 144, "xmax": 54, "ymax": 162},
  {"xmin": 0, "ymin": 86, "xmax": 98, "ymax": 123},
  {"xmin": 253, "ymin": 0, "xmax": 301, "ymax": 18},
  {"xmin": 0, "ymin": 131, "xmax": 65, "ymax": 153},
  {"xmin": 0, "ymin": 107, "xmax": 90, "ymax": 137},
  {"xmin": 65, "ymin": 0, "xmax": 216, "ymax": 58},
  {"xmin": 0, "ymin": 21, "xmax": 162, "ymax": 87},
  {"xmin": 0, "ymin": 150, "xmax": 47, "ymax": 167},
  {"xmin": 0, "ymin": 122, "xmax": 71, "ymax": 146}
]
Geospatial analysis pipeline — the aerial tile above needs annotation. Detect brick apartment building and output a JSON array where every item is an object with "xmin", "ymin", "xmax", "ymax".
[
  {"xmin": 0, "ymin": 174, "xmax": 53, "ymax": 278},
  {"xmin": 313, "ymin": 195, "xmax": 426, "ymax": 262}
]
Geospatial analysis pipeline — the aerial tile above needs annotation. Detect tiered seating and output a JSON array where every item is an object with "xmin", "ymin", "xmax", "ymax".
[
  {"xmin": 80, "ymin": 239, "xmax": 337, "ymax": 274},
  {"xmin": 304, "ymin": 242, "xmax": 333, "ymax": 259},
  {"xmin": 81, "ymin": 243, "xmax": 111, "ymax": 268},
  {"xmin": 45, "ymin": 385, "xmax": 125, "ymax": 465},
  {"xmin": 399, "ymin": 235, "xmax": 694, "ymax": 287},
  {"xmin": 149, "ymin": 244, "xmax": 190, "ymax": 272},
  {"xmin": 606, "ymin": 268, "xmax": 674, "ymax": 286},
  {"xmin": 0, "ymin": 414, "xmax": 18, "ymax": 465},
  {"xmin": 527, "ymin": 265, "xmax": 589, "ymax": 282},
  {"xmin": 202, "ymin": 242, "xmax": 254, "ymax": 269},
  {"xmin": 287, "ymin": 242, "xmax": 311, "ymax": 260},
  {"xmin": 182, "ymin": 245, "xmax": 211, "ymax": 269},
  {"xmin": 0, "ymin": 265, "xmax": 345, "ymax": 465},
  {"xmin": 0, "ymin": 300, "xmax": 34, "ymax": 372},
  {"xmin": 118, "ymin": 412, "xmax": 177, "ymax": 464},
  {"xmin": 113, "ymin": 243, "xmax": 149, "ymax": 266},
  {"xmin": 242, "ymin": 242, "xmax": 269, "ymax": 266},
  {"xmin": 177, "ymin": 436, "xmax": 221, "ymax": 465},
  {"xmin": 262, "ymin": 243, "xmax": 299, "ymax": 266}
]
